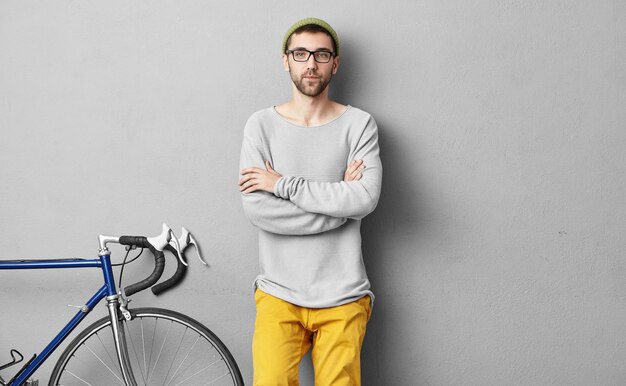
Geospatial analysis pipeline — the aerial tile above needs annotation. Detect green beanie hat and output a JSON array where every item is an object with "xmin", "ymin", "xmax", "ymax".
[{"xmin": 282, "ymin": 17, "xmax": 340, "ymax": 56}]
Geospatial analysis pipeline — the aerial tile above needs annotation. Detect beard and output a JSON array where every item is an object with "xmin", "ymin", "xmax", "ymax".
[{"xmin": 288, "ymin": 64, "xmax": 333, "ymax": 97}]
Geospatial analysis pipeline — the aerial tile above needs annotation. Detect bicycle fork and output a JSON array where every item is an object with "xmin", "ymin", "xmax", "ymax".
[{"xmin": 106, "ymin": 295, "xmax": 137, "ymax": 386}]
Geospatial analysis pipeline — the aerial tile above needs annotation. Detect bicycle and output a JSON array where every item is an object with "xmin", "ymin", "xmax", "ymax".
[{"xmin": 0, "ymin": 224, "xmax": 244, "ymax": 386}]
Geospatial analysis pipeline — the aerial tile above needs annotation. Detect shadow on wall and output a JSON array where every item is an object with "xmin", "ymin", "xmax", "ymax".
[
  {"xmin": 332, "ymin": 39, "xmax": 425, "ymax": 385},
  {"xmin": 360, "ymin": 124, "xmax": 424, "ymax": 385}
]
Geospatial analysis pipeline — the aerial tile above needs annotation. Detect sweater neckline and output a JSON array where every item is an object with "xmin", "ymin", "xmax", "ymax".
[{"xmin": 271, "ymin": 105, "xmax": 352, "ymax": 128}]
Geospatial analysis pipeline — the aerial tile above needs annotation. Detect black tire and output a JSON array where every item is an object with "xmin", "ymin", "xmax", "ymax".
[{"xmin": 49, "ymin": 307, "xmax": 243, "ymax": 386}]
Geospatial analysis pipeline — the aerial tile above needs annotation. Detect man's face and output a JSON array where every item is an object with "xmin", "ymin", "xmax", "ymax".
[{"xmin": 283, "ymin": 31, "xmax": 339, "ymax": 98}]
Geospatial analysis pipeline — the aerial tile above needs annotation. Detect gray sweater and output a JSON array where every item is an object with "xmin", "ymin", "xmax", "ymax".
[{"xmin": 240, "ymin": 106, "xmax": 382, "ymax": 308}]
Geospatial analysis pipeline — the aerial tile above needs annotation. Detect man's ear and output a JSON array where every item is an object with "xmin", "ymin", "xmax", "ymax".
[
  {"xmin": 332, "ymin": 56, "xmax": 340, "ymax": 75},
  {"xmin": 282, "ymin": 54, "xmax": 290, "ymax": 72}
]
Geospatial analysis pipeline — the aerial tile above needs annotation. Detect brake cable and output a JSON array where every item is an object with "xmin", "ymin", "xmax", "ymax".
[{"xmin": 113, "ymin": 247, "xmax": 144, "ymax": 290}]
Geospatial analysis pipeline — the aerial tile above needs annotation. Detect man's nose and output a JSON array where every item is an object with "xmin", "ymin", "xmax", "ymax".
[{"xmin": 306, "ymin": 55, "xmax": 318, "ymax": 70}]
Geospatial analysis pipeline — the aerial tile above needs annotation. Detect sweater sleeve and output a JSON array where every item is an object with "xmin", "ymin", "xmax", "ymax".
[
  {"xmin": 239, "ymin": 120, "xmax": 347, "ymax": 235},
  {"xmin": 273, "ymin": 114, "xmax": 382, "ymax": 220}
]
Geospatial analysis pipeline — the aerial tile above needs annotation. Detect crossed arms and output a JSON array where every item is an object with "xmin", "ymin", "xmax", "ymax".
[
  {"xmin": 240, "ymin": 159, "xmax": 364, "ymax": 196},
  {"xmin": 239, "ymin": 116, "xmax": 382, "ymax": 236}
]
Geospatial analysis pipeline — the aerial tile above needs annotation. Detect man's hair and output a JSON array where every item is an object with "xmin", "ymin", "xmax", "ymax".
[{"xmin": 286, "ymin": 24, "xmax": 337, "ymax": 54}]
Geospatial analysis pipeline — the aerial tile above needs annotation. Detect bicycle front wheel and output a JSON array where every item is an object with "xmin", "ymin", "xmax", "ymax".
[{"xmin": 49, "ymin": 307, "xmax": 243, "ymax": 386}]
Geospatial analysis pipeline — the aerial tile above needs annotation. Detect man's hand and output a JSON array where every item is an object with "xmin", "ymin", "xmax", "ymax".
[
  {"xmin": 240, "ymin": 161, "xmax": 282, "ymax": 194},
  {"xmin": 344, "ymin": 159, "xmax": 365, "ymax": 182}
]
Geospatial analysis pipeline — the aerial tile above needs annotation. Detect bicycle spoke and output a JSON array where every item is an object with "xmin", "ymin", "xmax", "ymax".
[
  {"xmin": 168, "ymin": 352, "xmax": 205, "ymax": 384},
  {"xmin": 146, "ymin": 319, "xmax": 173, "ymax": 384},
  {"xmin": 168, "ymin": 339, "xmax": 229, "ymax": 383},
  {"xmin": 162, "ymin": 326, "xmax": 188, "ymax": 386},
  {"xmin": 126, "ymin": 320, "xmax": 148, "ymax": 384},
  {"xmin": 141, "ymin": 316, "xmax": 147, "ymax": 382},
  {"xmin": 146, "ymin": 315, "xmax": 159, "ymax": 382},
  {"xmin": 173, "ymin": 357, "xmax": 223, "ymax": 386},
  {"xmin": 65, "ymin": 369, "xmax": 95, "ymax": 386},
  {"xmin": 204, "ymin": 372, "xmax": 231, "ymax": 386},
  {"xmin": 84, "ymin": 344, "xmax": 125, "ymax": 384},
  {"xmin": 166, "ymin": 334, "xmax": 201, "ymax": 386},
  {"xmin": 95, "ymin": 331, "xmax": 119, "ymax": 373}
]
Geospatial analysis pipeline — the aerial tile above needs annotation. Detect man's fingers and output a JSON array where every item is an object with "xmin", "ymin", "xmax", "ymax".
[
  {"xmin": 344, "ymin": 161, "xmax": 366, "ymax": 182},
  {"xmin": 240, "ymin": 163, "xmax": 280, "ymax": 193},
  {"xmin": 240, "ymin": 178, "xmax": 258, "ymax": 192},
  {"xmin": 242, "ymin": 184, "xmax": 259, "ymax": 193},
  {"xmin": 349, "ymin": 164, "xmax": 365, "ymax": 178},
  {"xmin": 345, "ymin": 161, "xmax": 361, "ymax": 174},
  {"xmin": 347, "ymin": 160, "xmax": 363, "ymax": 173},
  {"xmin": 239, "ymin": 179, "xmax": 252, "ymax": 191},
  {"xmin": 352, "ymin": 164, "xmax": 365, "ymax": 175},
  {"xmin": 239, "ymin": 173, "xmax": 259, "ymax": 189},
  {"xmin": 239, "ymin": 172, "xmax": 262, "ymax": 186}
]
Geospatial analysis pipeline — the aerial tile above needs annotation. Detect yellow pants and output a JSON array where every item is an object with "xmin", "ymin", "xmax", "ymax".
[{"xmin": 252, "ymin": 290, "xmax": 371, "ymax": 386}]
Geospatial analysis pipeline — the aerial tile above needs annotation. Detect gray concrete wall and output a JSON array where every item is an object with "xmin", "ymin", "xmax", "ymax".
[{"xmin": 1, "ymin": 1, "xmax": 625, "ymax": 385}]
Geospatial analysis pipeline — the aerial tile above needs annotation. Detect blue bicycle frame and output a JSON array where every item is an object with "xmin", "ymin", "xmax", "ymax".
[{"xmin": 0, "ymin": 255, "xmax": 118, "ymax": 386}]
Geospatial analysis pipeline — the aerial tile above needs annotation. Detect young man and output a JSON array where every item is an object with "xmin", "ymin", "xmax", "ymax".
[{"xmin": 238, "ymin": 17, "xmax": 382, "ymax": 386}]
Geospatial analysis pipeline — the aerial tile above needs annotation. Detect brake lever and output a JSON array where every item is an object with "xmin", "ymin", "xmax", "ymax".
[
  {"xmin": 165, "ymin": 230, "xmax": 187, "ymax": 267},
  {"xmin": 184, "ymin": 228, "xmax": 207, "ymax": 266},
  {"xmin": 167, "ymin": 227, "xmax": 207, "ymax": 266},
  {"xmin": 168, "ymin": 229, "xmax": 185, "ymax": 266},
  {"xmin": 145, "ymin": 223, "xmax": 185, "ymax": 263},
  {"xmin": 146, "ymin": 223, "xmax": 172, "ymax": 252}
]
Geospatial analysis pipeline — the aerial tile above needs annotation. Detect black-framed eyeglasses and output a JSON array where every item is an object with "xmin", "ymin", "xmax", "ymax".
[{"xmin": 286, "ymin": 49, "xmax": 335, "ymax": 63}]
